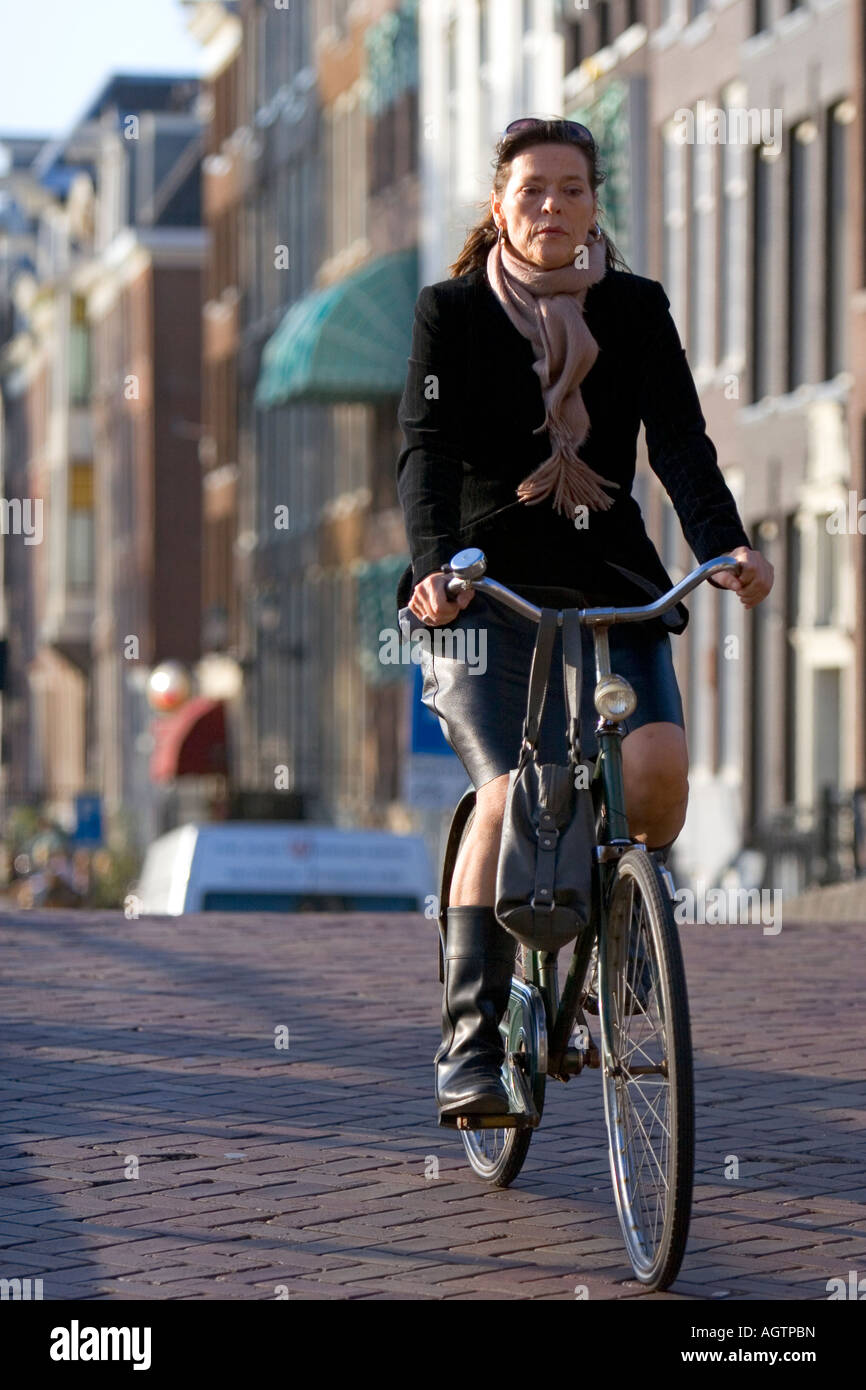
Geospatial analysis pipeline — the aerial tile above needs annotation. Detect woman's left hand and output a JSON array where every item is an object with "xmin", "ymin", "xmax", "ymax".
[{"xmin": 710, "ymin": 546, "xmax": 774, "ymax": 609}]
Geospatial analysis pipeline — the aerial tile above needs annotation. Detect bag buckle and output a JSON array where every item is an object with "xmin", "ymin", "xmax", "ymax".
[
  {"xmin": 536, "ymin": 811, "xmax": 559, "ymax": 850},
  {"xmin": 529, "ymin": 893, "xmax": 555, "ymax": 913}
]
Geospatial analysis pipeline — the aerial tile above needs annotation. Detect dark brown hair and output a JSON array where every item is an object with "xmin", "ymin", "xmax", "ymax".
[{"xmin": 449, "ymin": 119, "xmax": 631, "ymax": 278}]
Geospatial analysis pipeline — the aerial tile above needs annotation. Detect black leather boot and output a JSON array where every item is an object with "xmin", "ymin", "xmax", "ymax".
[{"xmin": 435, "ymin": 905, "xmax": 516, "ymax": 1120}]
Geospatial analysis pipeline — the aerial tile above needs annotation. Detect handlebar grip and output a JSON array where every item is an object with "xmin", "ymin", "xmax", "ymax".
[{"xmin": 708, "ymin": 558, "xmax": 744, "ymax": 589}]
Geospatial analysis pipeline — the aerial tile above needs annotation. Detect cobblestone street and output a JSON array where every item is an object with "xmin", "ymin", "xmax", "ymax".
[{"xmin": 1, "ymin": 905, "xmax": 864, "ymax": 1300}]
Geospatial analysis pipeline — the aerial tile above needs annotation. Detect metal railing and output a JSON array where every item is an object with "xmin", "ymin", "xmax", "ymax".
[{"xmin": 749, "ymin": 785, "xmax": 866, "ymax": 892}]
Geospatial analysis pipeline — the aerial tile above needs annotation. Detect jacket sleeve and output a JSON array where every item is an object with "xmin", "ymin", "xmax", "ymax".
[
  {"xmin": 637, "ymin": 281, "xmax": 751, "ymax": 567},
  {"xmin": 396, "ymin": 285, "xmax": 466, "ymax": 590}
]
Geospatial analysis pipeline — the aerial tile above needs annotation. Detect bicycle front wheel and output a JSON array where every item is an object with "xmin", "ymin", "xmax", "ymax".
[{"xmin": 598, "ymin": 848, "xmax": 694, "ymax": 1290}]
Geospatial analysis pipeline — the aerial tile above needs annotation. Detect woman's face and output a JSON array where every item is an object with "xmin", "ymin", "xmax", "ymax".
[{"xmin": 491, "ymin": 143, "xmax": 598, "ymax": 270}]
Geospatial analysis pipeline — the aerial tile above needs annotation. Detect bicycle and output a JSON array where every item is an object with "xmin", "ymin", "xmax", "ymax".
[{"xmin": 433, "ymin": 545, "xmax": 742, "ymax": 1291}]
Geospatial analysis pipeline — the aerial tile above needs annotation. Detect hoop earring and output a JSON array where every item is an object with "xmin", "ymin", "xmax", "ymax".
[{"xmin": 497, "ymin": 224, "xmax": 504, "ymax": 245}]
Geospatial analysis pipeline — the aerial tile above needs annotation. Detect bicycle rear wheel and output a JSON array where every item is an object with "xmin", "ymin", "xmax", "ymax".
[
  {"xmin": 598, "ymin": 847, "xmax": 694, "ymax": 1290},
  {"xmin": 459, "ymin": 939, "xmax": 544, "ymax": 1186},
  {"xmin": 441, "ymin": 803, "xmax": 541, "ymax": 1187}
]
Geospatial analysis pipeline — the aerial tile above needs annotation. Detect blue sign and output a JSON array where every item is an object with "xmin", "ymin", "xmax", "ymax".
[
  {"xmin": 72, "ymin": 794, "xmax": 103, "ymax": 847},
  {"xmin": 409, "ymin": 660, "xmax": 458, "ymax": 757}
]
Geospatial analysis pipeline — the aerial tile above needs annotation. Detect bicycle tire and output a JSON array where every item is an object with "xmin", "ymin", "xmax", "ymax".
[
  {"xmin": 598, "ymin": 847, "xmax": 694, "ymax": 1290},
  {"xmin": 442, "ymin": 804, "xmax": 538, "ymax": 1188}
]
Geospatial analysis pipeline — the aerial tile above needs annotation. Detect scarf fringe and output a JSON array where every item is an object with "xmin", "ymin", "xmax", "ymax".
[
  {"xmin": 519, "ymin": 417, "xmax": 619, "ymax": 514},
  {"xmin": 516, "ymin": 453, "xmax": 618, "ymax": 514}
]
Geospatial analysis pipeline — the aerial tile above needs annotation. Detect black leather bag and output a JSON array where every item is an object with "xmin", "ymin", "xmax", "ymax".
[{"xmin": 495, "ymin": 608, "xmax": 595, "ymax": 953}]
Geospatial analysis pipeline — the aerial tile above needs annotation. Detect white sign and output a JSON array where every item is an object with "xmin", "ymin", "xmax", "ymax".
[{"xmin": 404, "ymin": 754, "xmax": 471, "ymax": 809}]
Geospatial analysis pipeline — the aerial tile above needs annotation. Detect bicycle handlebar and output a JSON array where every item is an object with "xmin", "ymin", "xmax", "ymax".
[{"xmin": 442, "ymin": 548, "xmax": 743, "ymax": 625}]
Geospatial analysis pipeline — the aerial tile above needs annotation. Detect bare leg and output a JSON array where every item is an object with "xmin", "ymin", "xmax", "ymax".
[
  {"xmin": 450, "ymin": 773, "xmax": 510, "ymax": 907},
  {"xmin": 621, "ymin": 722, "xmax": 689, "ymax": 847}
]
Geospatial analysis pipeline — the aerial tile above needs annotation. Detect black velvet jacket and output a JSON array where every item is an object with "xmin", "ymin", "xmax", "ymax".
[{"xmin": 394, "ymin": 265, "xmax": 751, "ymax": 634}]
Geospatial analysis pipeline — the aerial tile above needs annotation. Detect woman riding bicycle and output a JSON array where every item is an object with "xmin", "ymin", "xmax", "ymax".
[{"xmin": 395, "ymin": 117, "xmax": 773, "ymax": 1125}]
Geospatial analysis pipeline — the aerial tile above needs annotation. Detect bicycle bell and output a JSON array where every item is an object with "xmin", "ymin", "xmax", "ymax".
[{"xmin": 447, "ymin": 547, "xmax": 487, "ymax": 582}]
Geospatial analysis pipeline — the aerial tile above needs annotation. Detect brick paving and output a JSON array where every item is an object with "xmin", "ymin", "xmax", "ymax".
[{"xmin": 0, "ymin": 905, "xmax": 864, "ymax": 1300}]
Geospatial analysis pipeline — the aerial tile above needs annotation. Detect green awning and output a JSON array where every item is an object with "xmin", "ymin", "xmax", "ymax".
[
  {"xmin": 255, "ymin": 247, "xmax": 419, "ymax": 408},
  {"xmin": 354, "ymin": 552, "xmax": 412, "ymax": 686}
]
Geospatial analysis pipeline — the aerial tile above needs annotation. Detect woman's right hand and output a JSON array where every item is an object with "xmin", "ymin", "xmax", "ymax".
[{"xmin": 408, "ymin": 570, "xmax": 475, "ymax": 625}]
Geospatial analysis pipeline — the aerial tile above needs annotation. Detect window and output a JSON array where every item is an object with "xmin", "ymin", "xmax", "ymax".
[
  {"xmin": 752, "ymin": 0, "xmax": 771, "ymax": 35},
  {"xmin": 564, "ymin": 19, "xmax": 583, "ymax": 72},
  {"xmin": 786, "ymin": 122, "xmax": 812, "ymax": 391},
  {"xmin": 447, "ymin": 17, "xmax": 459, "ymax": 193},
  {"xmin": 479, "ymin": 0, "xmax": 490, "ymax": 64},
  {"xmin": 750, "ymin": 144, "xmax": 774, "ymax": 401},
  {"xmin": 717, "ymin": 586, "xmax": 742, "ymax": 772},
  {"xmin": 446, "ymin": 16, "xmax": 458, "ymax": 92},
  {"xmin": 689, "ymin": 134, "xmax": 715, "ymax": 372},
  {"xmin": 327, "ymin": 96, "xmax": 365, "ymax": 258},
  {"xmin": 522, "ymin": 44, "xmax": 534, "ymax": 112},
  {"xmin": 263, "ymin": 3, "xmax": 283, "ymax": 102},
  {"xmin": 69, "ymin": 298, "xmax": 90, "ymax": 405},
  {"xmin": 813, "ymin": 668, "xmax": 841, "ymax": 794},
  {"xmin": 825, "ymin": 101, "xmax": 850, "ymax": 379},
  {"xmin": 350, "ymin": 91, "xmax": 366, "ymax": 243},
  {"xmin": 747, "ymin": 531, "xmax": 771, "ymax": 828},
  {"xmin": 814, "ymin": 514, "xmax": 840, "ymax": 627},
  {"xmin": 720, "ymin": 88, "xmax": 747, "ymax": 364},
  {"xmin": 662, "ymin": 123, "xmax": 687, "ymax": 333},
  {"xmin": 783, "ymin": 514, "xmax": 799, "ymax": 803},
  {"xmin": 686, "ymin": 579, "xmax": 712, "ymax": 771},
  {"xmin": 67, "ymin": 463, "xmax": 94, "ymax": 590},
  {"xmin": 597, "ymin": 1, "xmax": 611, "ymax": 49}
]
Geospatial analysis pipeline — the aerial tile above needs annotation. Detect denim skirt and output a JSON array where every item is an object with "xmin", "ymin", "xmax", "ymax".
[{"xmin": 398, "ymin": 588, "xmax": 684, "ymax": 790}]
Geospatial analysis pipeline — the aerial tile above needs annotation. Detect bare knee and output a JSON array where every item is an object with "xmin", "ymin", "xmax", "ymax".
[{"xmin": 622, "ymin": 724, "xmax": 689, "ymax": 818}]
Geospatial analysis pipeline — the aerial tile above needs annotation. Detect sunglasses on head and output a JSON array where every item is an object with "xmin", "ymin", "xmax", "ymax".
[{"xmin": 505, "ymin": 117, "xmax": 594, "ymax": 145}]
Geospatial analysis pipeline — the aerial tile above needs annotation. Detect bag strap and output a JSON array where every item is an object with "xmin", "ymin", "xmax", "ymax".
[
  {"xmin": 521, "ymin": 607, "xmax": 558, "ymax": 757},
  {"xmin": 562, "ymin": 609, "xmax": 583, "ymax": 764}
]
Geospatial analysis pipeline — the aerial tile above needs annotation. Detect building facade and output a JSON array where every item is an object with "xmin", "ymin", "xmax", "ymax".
[
  {"xmin": 0, "ymin": 75, "xmax": 206, "ymax": 851},
  {"xmin": 564, "ymin": 0, "xmax": 861, "ymax": 887},
  {"xmin": 220, "ymin": 0, "xmax": 422, "ymax": 829}
]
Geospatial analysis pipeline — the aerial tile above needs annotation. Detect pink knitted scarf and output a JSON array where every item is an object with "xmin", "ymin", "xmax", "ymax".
[{"xmin": 485, "ymin": 226, "xmax": 618, "ymax": 515}]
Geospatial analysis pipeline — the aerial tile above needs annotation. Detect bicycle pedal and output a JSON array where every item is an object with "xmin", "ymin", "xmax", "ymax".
[
  {"xmin": 454, "ymin": 1112, "xmax": 533, "ymax": 1130},
  {"xmin": 438, "ymin": 1105, "xmax": 532, "ymax": 1130}
]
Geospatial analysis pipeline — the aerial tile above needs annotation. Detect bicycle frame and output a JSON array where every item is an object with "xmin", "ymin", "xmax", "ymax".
[{"xmin": 442, "ymin": 551, "xmax": 742, "ymax": 1082}]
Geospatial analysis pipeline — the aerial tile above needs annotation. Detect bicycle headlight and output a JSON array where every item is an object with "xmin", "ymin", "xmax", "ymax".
[{"xmin": 594, "ymin": 674, "xmax": 638, "ymax": 721}]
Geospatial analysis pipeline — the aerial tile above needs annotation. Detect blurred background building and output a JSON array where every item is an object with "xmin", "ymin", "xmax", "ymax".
[
  {"xmin": 0, "ymin": 0, "xmax": 863, "ymax": 895},
  {"xmin": 0, "ymin": 72, "xmax": 204, "ymax": 854}
]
